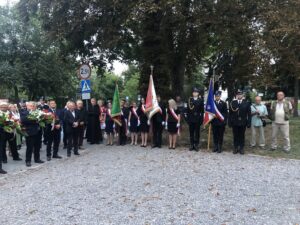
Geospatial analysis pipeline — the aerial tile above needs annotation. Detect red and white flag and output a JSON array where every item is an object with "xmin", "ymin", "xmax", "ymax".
[{"xmin": 145, "ymin": 74, "xmax": 162, "ymax": 119}]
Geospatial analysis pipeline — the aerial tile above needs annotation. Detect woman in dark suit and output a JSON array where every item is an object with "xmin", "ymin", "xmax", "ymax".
[
  {"xmin": 137, "ymin": 98, "xmax": 149, "ymax": 147},
  {"xmin": 166, "ymin": 99, "xmax": 181, "ymax": 149}
]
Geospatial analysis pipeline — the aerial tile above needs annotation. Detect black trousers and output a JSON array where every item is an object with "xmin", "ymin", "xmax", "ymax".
[
  {"xmin": 63, "ymin": 125, "xmax": 67, "ymax": 147},
  {"xmin": 232, "ymin": 125, "xmax": 246, "ymax": 150},
  {"xmin": 2, "ymin": 135, "xmax": 20, "ymax": 161},
  {"xmin": 212, "ymin": 125, "xmax": 226, "ymax": 149},
  {"xmin": 67, "ymin": 130, "xmax": 79, "ymax": 155},
  {"xmin": 78, "ymin": 126, "xmax": 85, "ymax": 147},
  {"xmin": 0, "ymin": 135, "xmax": 3, "ymax": 169},
  {"xmin": 42, "ymin": 127, "xmax": 48, "ymax": 144},
  {"xmin": 25, "ymin": 134, "xmax": 41, "ymax": 162},
  {"xmin": 46, "ymin": 128, "xmax": 61, "ymax": 157},
  {"xmin": 189, "ymin": 122, "xmax": 201, "ymax": 146},
  {"xmin": 152, "ymin": 122, "xmax": 163, "ymax": 147},
  {"xmin": 118, "ymin": 125, "xmax": 127, "ymax": 145}
]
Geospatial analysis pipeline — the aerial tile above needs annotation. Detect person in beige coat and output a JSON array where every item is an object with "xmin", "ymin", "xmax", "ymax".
[{"xmin": 269, "ymin": 91, "xmax": 293, "ymax": 152}]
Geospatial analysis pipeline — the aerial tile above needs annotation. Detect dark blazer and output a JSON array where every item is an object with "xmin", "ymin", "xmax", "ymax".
[
  {"xmin": 64, "ymin": 110, "xmax": 80, "ymax": 134},
  {"xmin": 45, "ymin": 108, "xmax": 64, "ymax": 131},
  {"xmin": 77, "ymin": 108, "xmax": 88, "ymax": 125},
  {"xmin": 211, "ymin": 100, "xmax": 228, "ymax": 126},
  {"xmin": 20, "ymin": 110, "xmax": 40, "ymax": 136},
  {"xmin": 186, "ymin": 97, "xmax": 204, "ymax": 123},
  {"xmin": 229, "ymin": 99, "xmax": 251, "ymax": 127},
  {"xmin": 152, "ymin": 103, "xmax": 166, "ymax": 124}
]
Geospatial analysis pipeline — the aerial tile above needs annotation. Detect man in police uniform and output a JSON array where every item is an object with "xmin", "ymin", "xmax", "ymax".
[
  {"xmin": 228, "ymin": 90, "xmax": 251, "ymax": 154},
  {"xmin": 186, "ymin": 87, "xmax": 204, "ymax": 151},
  {"xmin": 211, "ymin": 91, "xmax": 228, "ymax": 153}
]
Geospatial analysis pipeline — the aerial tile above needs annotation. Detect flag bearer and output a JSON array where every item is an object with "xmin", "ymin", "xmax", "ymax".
[{"xmin": 211, "ymin": 91, "xmax": 228, "ymax": 153}]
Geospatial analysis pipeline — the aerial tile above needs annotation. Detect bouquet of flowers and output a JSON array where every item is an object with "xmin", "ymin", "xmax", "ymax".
[
  {"xmin": 27, "ymin": 110, "xmax": 55, "ymax": 128},
  {"xmin": 0, "ymin": 111, "xmax": 26, "ymax": 135},
  {"xmin": 0, "ymin": 111, "xmax": 15, "ymax": 133}
]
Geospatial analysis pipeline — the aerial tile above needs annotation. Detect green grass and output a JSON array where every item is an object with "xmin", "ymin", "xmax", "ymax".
[{"xmin": 171, "ymin": 117, "xmax": 300, "ymax": 160}]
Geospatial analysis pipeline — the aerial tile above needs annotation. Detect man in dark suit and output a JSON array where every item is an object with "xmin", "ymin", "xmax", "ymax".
[
  {"xmin": 76, "ymin": 100, "xmax": 87, "ymax": 149},
  {"xmin": 228, "ymin": 90, "xmax": 251, "ymax": 154},
  {"xmin": 21, "ymin": 102, "xmax": 45, "ymax": 167},
  {"xmin": 211, "ymin": 91, "xmax": 228, "ymax": 153},
  {"xmin": 64, "ymin": 101, "xmax": 80, "ymax": 157},
  {"xmin": 45, "ymin": 100, "xmax": 63, "ymax": 161},
  {"xmin": 185, "ymin": 88, "xmax": 204, "ymax": 151},
  {"xmin": 151, "ymin": 95, "xmax": 165, "ymax": 148},
  {"xmin": 0, "ymin": 102, "xmax": 22, "ymax": 163}
]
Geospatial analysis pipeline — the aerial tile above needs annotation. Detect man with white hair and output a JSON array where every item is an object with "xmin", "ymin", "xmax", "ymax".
[
  {"xmin": 250, "ymin": 96, "xmax": 268, "ymax": 148},
  {"xmin": 270, "ymin": 91, "xmax": 293, "ymax": 152}
]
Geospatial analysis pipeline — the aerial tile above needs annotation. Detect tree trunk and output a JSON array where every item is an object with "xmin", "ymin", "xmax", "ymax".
[
  {"xmin": 13, "ymin": 86, "xmax": 19, "ymax": 102},
  {"xmin": 293, "ymin": 77, "xmax": 299, "ymax": 117},
  {"xmin": 172, "ymin": 57, "xmax": 185, "ymax": 97}
]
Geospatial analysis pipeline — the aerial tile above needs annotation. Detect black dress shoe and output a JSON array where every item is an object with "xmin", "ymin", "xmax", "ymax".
[
  {"xmin": 151, "ymin": 145, "xmax": 157, "ymax": 148},
  {"xmin": 47, "ymin": 157, "xmax": 51, "ymax": 161},
  {"xmin": 189, "ymin": 145, "xmax": 194, "ymax": 151},
  {"xmin": 35, "ymin": 160, "xmax": 44, "ymax": 164},
  {"xmin": 67, "ymin": 154, "xmax": 71, "ymax": 157},
  {"xmin": 52, "ymin": 155, "xmax": 62, "ymax": 159},
  {"xmin": 74, "ymin": 152, "xmax": 80, "ymax": 156},
  {"xmin": 233, "ymin": 148, "xmax": 238, "ymax": 154},
  {"xmin": 26, "ymin": 162, "xmax": 31, "ymax": 167},
  {"xmin": 0, "ymin": 169, "xmax": 7, "ymax": 174},
  {"xmin": 240, "ymin": 149, "xmax": 245, "ymax": 155},
  {"xmin": 13, "ymin": 158, "xmax": 22, "ymax": 161}
]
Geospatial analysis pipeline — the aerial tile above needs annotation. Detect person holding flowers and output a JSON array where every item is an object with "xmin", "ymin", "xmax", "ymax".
[
  {"xmin": 20, "ymin": 101, "xmax": 45, "ymax": 167},
  {"xmin": 45, "ymin": 100, "xmax": 63, "ymax": 161},
  {"xmin": 0, "ymin": 103, "xmax": 23, "ymax": 163}
]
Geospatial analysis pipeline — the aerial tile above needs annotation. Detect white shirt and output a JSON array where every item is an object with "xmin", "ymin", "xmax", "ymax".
[{"xmin": 275, "ymin": 101, "xmax": 292, "ymax": 124}]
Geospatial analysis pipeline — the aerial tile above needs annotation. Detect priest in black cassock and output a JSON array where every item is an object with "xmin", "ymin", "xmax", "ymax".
[{"xmin": 86, "ymin": 98, "xmax": 102, "ymax": 144}]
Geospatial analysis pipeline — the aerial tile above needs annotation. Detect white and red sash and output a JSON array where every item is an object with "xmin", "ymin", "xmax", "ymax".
[
  {"xmin": 169, "ymin": 108, "xmax": 179, "ymax": 121},
  {"xmin": 107, "ymin": 109, "xmax": 112, "ymax": 119},
  {"xmin": 141, "ymin": 104, "xmax": 146, "ymax": 113},
  {"xmin": 131, "ymin": 107, "xmax": 139, "ymax": 119}
]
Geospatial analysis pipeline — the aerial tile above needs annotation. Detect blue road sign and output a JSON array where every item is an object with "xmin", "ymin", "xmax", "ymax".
[{"xmin": 80, "ymin": 80, "xmax": 91, "ymax": 93}]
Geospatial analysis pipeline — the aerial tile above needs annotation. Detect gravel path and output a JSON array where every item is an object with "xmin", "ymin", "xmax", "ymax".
[{"xmin": 0, "ymin": 145, "xmax": 299, "ymax": 225}]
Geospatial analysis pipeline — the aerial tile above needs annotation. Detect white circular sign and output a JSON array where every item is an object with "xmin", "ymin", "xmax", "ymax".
[{"xmin": 78, "ymin": 64, "xmax": 91, "ymax": 80}]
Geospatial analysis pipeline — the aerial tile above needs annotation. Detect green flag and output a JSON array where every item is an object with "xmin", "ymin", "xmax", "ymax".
[{"xmin": 111, "ymin": 84, "xmax": 122, "ymax": 126}]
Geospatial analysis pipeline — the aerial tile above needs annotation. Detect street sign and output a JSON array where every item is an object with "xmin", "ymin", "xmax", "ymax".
[
  {"xmin": 81, "ymin": 80, "xmax": 91, "ymax": 93},
  {"xmin": 82, "ymin": 93, "xmax": 91, "ymax": 100},
  {"xmin": 78, "ymin": 64, "xmax": 91, "ymax": 80}
]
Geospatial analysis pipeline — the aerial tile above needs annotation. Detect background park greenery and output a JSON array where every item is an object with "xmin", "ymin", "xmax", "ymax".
[{"xmin": 0, "ymin": 0, "xmax": 298, "ymax": 111}]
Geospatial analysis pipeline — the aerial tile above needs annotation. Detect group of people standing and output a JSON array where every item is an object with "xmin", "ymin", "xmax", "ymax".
[{"xmin": 0, "ymin": 87, "xmax": 293, "ymax": 175}]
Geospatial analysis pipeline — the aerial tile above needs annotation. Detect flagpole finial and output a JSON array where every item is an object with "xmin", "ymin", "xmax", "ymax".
[{"xmin": 150, "ymin": 65, "xmax": 154, "ymax": 76}]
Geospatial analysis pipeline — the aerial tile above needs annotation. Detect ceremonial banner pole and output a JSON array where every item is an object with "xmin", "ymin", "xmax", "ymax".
[
  {"xmin": 207, "ymin": 69, "xmax": 216, "ymax": 151},
  {"xmin": 207, "ymin": 123, "xmax": 211, "ymax": 151}
]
